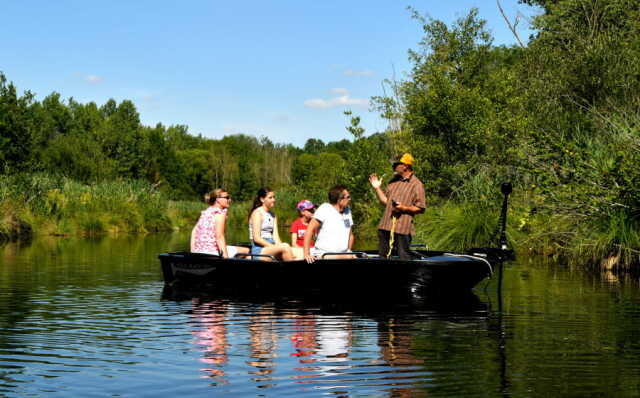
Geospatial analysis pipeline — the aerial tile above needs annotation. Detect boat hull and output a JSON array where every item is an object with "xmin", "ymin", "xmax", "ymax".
[{"xmin": 159, "ymin": 250, "xmax": 494, "ymax": 295}]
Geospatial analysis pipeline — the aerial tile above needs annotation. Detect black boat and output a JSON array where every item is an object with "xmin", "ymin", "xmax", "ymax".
[
  {"xmin": 159, "ymin": 248, "xmax": 507, "ymax": 295},
  {"xmin": 159, "ymin": 182, "xmax": 514, "ymax": 296}
]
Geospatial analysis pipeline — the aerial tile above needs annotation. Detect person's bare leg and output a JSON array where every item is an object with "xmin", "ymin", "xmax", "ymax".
[
  {"xmin": 259, "ymin": 243, "xmax": 297, "ymax": 261},
  {"xmin": 281, "ymin": 246, "xmax": 295, "ymax": 261},
  {"xmin": 258, "ymin": 246, "xmax": 281, "ymax": 261},
  {"xmin": 290, "ymin": 247, "xmax": 304, "ymax": 260},
  {"xmin": 323, "ymin": 253, "xmax": 356, "ymax": 260}
]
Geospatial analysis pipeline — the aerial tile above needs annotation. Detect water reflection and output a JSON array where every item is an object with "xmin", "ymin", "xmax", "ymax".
[
  {"xmin": 3, "ymin": 234, "xmax": 640, "ymax": 397},
  {"xmin": 314, "ymin": 315, "xmax": 352, "ymax": 368},
  {"xmin": 173, "ymin": 288, "xmax": 489, "ymax": 397},
  {"xmin": 247, "ymin": 305, "xmax": 278, "ymax": 388},
  {"xmin": 288, "ymin": 314, "xmax": 317, "ymax": 363},
  {"xmin": 191, "ymin": 300, "xmax": 229, "ymax": 382}
]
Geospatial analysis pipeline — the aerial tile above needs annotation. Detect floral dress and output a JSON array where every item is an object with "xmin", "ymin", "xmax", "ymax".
[{"xmin": 192, "ymin": 206, "xmax": 226, "ymax": 255}]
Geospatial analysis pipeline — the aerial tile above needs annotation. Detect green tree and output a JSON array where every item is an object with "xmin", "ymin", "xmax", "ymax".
[
  {"xmin": 97, "ymin": 99, "xmax": 145, "ymax": 178},
  {"xmin": 324, "ymin": 139, "xmax": 352, "ymax": 158},
  {"xmin": 373, "ymin": 9, "xmax": 524, "ymax": 196},
  {"xmin": 341, "ymin": 112, "xmax": 390, "ymax": 222},
  {"xmin": 165, "ymin": 124, "xmax": 202, "ymax": 150},
  {"xmin": 69, "ymin": 100, "xmax": 103, "ymax": 136},
  {"xmin": 292, "ymin": 152, "xmax": 346, "ymax": 198},
  {"xmin": 40, "ymin": 133, "xmax": 115, "ymax": 182},
  {"xmin": 0, "ymin": 73, "xmax": 36, "ymax": 172},
  {"xmin": 303, "ymin": 138, "xmax": 325, "ymax": 154},
  {"xmin": 176, "ymin": 148, "xmax": 210, "ymax": 198},
  {"xmin": 518, "ymin": 0, "xmax": 560, "ymax": 12},
  {"xmin": 516, "ymin": 0, "xmax": 640, "ymax": 240},
  {"xmin": 140, "ymin": 124, "xmax": 181, "ymax": 185}
]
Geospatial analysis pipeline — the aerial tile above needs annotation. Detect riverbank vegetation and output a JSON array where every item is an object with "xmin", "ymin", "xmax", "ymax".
[
  {"xmin": 0, "ymin": 173, "xmax": 199, "ymax": 237},
  {"xmin": 2, "ymin": 0, "xmax": 639, "ymax": 269}
]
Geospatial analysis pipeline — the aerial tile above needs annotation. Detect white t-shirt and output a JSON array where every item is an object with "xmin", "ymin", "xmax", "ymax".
[{"xmin": 313, "ymin": 203, "xmax": 353, "ymax": 253}]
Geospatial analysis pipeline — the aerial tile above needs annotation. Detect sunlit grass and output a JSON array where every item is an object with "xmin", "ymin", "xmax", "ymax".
[
  {"xmin": 0, "ymin": 173, "xmax": 198, "ymax": 239},
  {"xmin": 415, "ymin": 201, "xmax": 499, "ymax": 251},
  {"xmin": 570, "ymin": 210, "xmax": 640, "ymax": 270}
]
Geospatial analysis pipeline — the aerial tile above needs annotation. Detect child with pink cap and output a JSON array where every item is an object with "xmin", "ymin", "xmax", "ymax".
[{"xmin": 290, "ymin": 200, "xmax": 316, "ymax": 249}]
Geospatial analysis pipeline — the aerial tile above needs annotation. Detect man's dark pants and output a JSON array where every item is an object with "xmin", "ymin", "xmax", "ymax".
[{"xmin": 377, "ymin": 229, "xmax": 412, "ymax": 260}]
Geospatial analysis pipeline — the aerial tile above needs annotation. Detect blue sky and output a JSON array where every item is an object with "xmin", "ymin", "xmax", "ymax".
[{"xmin": 1, "ymin": 1, "xmax": 539, "ymax": 147}]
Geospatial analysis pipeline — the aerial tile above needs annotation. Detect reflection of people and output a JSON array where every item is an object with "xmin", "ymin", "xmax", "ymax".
[
  {"xmin": 315, "ymin": 316, "xmax": 352, "ymax": 374},
  {"xmin": 248, "ymin": 306, "xmax": 278, "ymax": 378},
  {"xmin": 378, "ymin": 318, "xmax": 422, "ymax": 367},
  {"xmin": 191, "ymin": 300, "xmax": 229, "ymax": 380},
  {"xmin": 248, "ymin": 187, "xmax": 296, "ymax": 261},
  {"xmin": 377, "ymin": 318, "xmax": 421, "ymax": 398},
  {"xmin": 289, "ymin": 314, "xmax": 317, "ymax": 363},
  {"xmin": 290, "ymin": 200, "xmax": 316, "ymax": 249},
  {"xmin": 303, "ymin": 185, "xmax": 354, "ymax": 263},
  {"xmin": 369, "ymin": 153, "xmax": 426, "ymax": 260},
  {"xmin": 191, "ymin": 189, "xmax": 249, "ymax": 258}
]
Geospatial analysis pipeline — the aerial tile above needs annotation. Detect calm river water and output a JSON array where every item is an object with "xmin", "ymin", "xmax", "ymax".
[{"xmin": 1, "ymin": 233, "xmax": 640, "ymax": 397}]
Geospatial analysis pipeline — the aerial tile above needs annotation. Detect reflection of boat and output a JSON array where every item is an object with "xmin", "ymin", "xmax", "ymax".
[
  {"xmin": 159, "ymin": 247, "xmax": 512, "ymax": 297},
  {"xmin": 162, "ymin": 284, "xmax": 488, "ymax": 318}
]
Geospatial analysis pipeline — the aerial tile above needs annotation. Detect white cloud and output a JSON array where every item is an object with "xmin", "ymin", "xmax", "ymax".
[
  {"xmin": 344, "ymin": 68, "xmax": 374, "ymax": 77},
  {"xmin": 84, "ymin": 74, "xmax": 103, "ymax": 83},
  {"xmin": 330, "ymin": 87, "xmax": 349, "ymax": 95},
  {"xmin": 304, "ymin": 95, "xmax": 368, "ymax": 109}
]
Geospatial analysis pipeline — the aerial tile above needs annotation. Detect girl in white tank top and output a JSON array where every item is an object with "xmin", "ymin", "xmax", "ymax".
[{"xmin": 248, "ymin": 187, "xmax": 298, "ymax": 261}]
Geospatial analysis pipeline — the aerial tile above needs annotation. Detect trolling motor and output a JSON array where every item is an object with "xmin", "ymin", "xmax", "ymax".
[
  {"xmin": 467, "ymin": 182, "xmax": 515, "ymax": 263},
  {"xmin": 498, "ymin": 182, "xmax": 514, "ymax": 255}
]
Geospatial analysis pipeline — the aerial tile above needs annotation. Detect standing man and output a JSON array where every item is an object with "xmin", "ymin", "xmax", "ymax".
[{"xmin": 369, "ymin": 153, "xmax": 426, "ymax": 260}]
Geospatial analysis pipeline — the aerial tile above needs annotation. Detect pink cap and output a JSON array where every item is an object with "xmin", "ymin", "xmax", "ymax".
[{"xmin": 296, "ymin": 200, "xmax": 315, "ymax": 211}]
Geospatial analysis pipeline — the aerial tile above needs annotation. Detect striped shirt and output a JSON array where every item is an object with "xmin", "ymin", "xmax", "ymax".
[{"xmin": 378, "ymin": 173, "xmax": 426, "ymax": 235}]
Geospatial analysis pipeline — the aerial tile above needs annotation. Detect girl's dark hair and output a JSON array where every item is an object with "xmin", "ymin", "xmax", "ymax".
[
  {"xmin": 328, "ymin": 184, "xmax": 348, "ymax": 204},
  {"xmin": 248, "ymin": 187, "xmax": 273, "ymax": 220}
]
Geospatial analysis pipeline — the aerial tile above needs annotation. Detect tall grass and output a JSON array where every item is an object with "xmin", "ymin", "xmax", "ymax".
[
  {"xmin": 0, "ymin": 173, "xmax": 197, "ymax": 239},
  {"xmin": 415, "ymin": 201, "xmax": 499, "ymax": 251},
  {"xmin": 570, "ymin": 211, "xmax": 640, "ymax": 270},
  {"xmin": 0, "ymin": 201, "xmax": 32, "ymax": 242},
  {"xmin": 540, "ymin": 109, "xmax": 640, "ymax": 269},
  {"xmin": 166, "ymin": 200, "xmax": 204, "ymax": 231},
  {"xmin": 413, "ymin": 168, "xmax": 506, "ymax": 251}
]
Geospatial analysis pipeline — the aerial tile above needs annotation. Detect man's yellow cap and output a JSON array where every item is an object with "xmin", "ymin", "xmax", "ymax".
[
  {"xmin": 399, "ymin": 153, "xmax": 414, "ymax": 165},
  {"xmin": 393, "ymin": 153, "xmax": 415, "ymax": 166}
]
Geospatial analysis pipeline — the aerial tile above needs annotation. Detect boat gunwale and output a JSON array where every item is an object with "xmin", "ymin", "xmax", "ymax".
[{"xmin": 159, "ymin": 249, "xmax": 486, "ymax": 263}]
